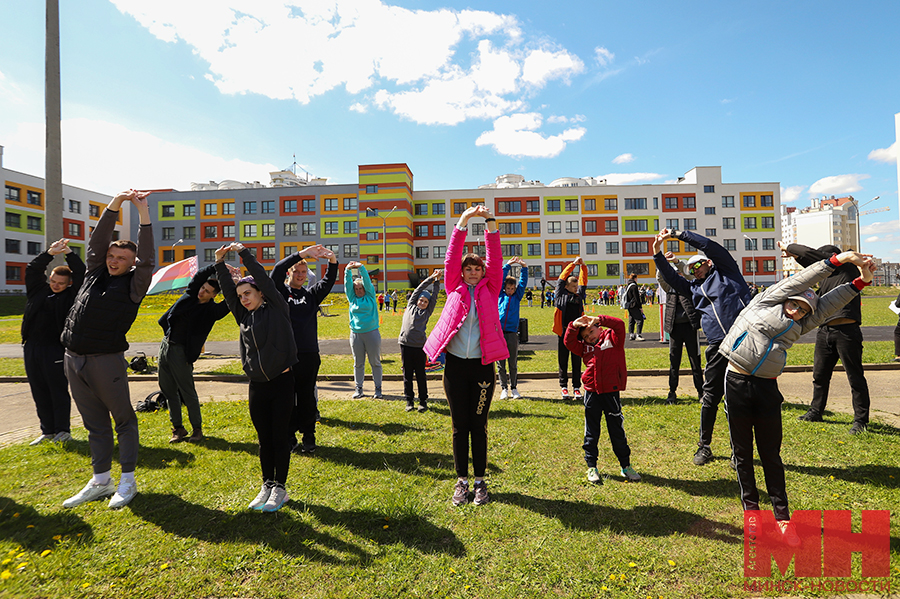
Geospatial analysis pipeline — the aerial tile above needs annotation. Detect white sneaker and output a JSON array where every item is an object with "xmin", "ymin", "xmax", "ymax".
[
  {"xmin": 499, "ymin": 388, "xmax": 509, "ymax": 399},
  {"xmin": 63, "ymin": 479, "xmax": 116, "ymax": 508},
  {"xmin": 511, "ymin": 388, "xmax": 523, "ymax": 399},
  {"xmin": 561, "ymin": 388, "xmax": 570, "ymax": 399},
  {"xmin": 262, "ymin": 486, "xmax": 289, "ymax": 512},
  {"xmin": 249, "ymin": 481, "xmax": 275, "ymax": 510},
  {"xmin": 635, "ymin": 335, "xmax": 645, "ymax": 341},
  {"xmin": 30, "ymin": 434, "xmax": 54, "ymax": 446},
  {"xmin": 52, "ymin": 431, "xmax": 72, "ymax": 443},
  {"xmin": 109, "ymin": 479, "xmax": 138, "ymax": 509}
]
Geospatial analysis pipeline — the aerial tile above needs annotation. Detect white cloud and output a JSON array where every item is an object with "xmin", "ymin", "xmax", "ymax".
[
  {"xmin": 868, "ymin": 141, "xmax": 898, "ymax": 164},
  {"xmin": 599, "ymin": 172, "xmax": 665, "ymax": 185},
  {"xmin": 861, "ymin": 219, "xmax": 900, "ymax": 236},
  {"xmin": 865, "ymin": 236, "xmax": 880, "ymax": 242},
  {"xmin": 594, "ymin": 46, "xmax": 614, "ymax": 67},
  {"xmin": 808, "ymin": 174, "xmax": 870, "ymax": 196},
  {"xmin": 612, "ymin": 153, "xmax": 634, "ymax": 165},
  {"xmin": 5, "ymin": 118, "xmax": 279, "ymax": 194},
  {"xmin": 546, "ymin": 114, "xmax": 585, "ymax": 124},
  {"xmin": 781, "ymin": 185, "xmax": 806, "ymax": 203},
  {"xmin": 349, "ymin": 102, "xmax": 367, "ymax": 113},
  {"xmin": 475, "ymin": 113, "xmax": 585, "ymax": 158},
  {"xmin": 720, "ymin": 98, "xmax": 735, "ymax": 104}
]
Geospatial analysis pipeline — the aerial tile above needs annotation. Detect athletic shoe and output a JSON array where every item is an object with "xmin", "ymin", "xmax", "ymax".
[
  {"xmin": 666, "ymin": 391, "xmax": 678, "ymax": 405},
  {"xmin": 417, "ymin": 402, "xmax": 428, "ymax": 413},
  {"xmin": 573, "ymin": 389, "xmax": 582, "ymax": 400},
  {"xmin": 187, "ymin": 429, "xmax": 204, "ymax": 443},
  {"xmin": 108, "ymin": 479, "xmax": 138, "ymax": 509},
  {"xmin": 893, "ymin": 356, "xmax": 900, "ymax": 363},
  {"xmin": 300, "ymin": 443, "xmax": 317, "ymax": 454},
  {"xmin": 586, "ymin": 467, "xmax": 602, "ymax": 485},
  {"xmin": 452, "ymin": 480, "xmax": 469, "ymax": 506},
  {"xmin": 30, "ymin": 434, "xmax": 54, "ymax": 446},
  {"xmin": 169, "ymin": 427, "xmax": 189, "ymax": 443},
  {"xmin": 621, "ymin": 466, "xmax": 642, "ymax": 482},
  {"xmin": 777, "ymin": 519, "xmax": 801, "ymax": 548},
  {"xmin": 374, "ymin": 388, "xmax": 384, "ymax": 399},
  {"xmin": 249, "ymin": 481, "xmax": 275, "ymax": 510},
  {"xmin": 499, "ymin": 388, "xmax": 509, "ymax": 400},
  {"xmin": 63, "ymin": 479, "xmax": 116, "ymax": 508},
  {"xmin": 692, "ymin": 446, "xmax": 713, "ymax": 466},
  {"xmin": 405, "ymin": 401, "xmax": 415, "ymax": 412},
  {"xmin": 561, "ymin": 388, "xmax": 570, "ymax": 400},
  {"xmin": 629, "ymin": 335, "xmax": 635, "ymax": 341},
  {"xmin": 510, "ymin": 388, "xmax": 522, "ymax": 399},
  {"xmin": 473, "ymin": 481, "xmax": 489, "ymax": 506},
  {"xmin": 635, "ymin": 335, "xmax": 645, "ymax": 342},
  {"xmin": 52, "ymin": 431, "xmax": 73, "ymax": 443},
  {"xmin": 797, "ymin": 410, "xmax": 823, "ymax": 422},
  {"xmin": 351, "ymin": 389, "xmax": 364, "ymax": 399},
  {"xmin": 262, "ymin": 485, "xmax": 289, "ymax": 512},
  {"xmin": 849, "ymin": 422, "xmax": 867, "ymax": 435}
]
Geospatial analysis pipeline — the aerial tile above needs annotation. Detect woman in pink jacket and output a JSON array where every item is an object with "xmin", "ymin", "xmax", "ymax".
[{"xmin": 424, "ymin": 205, "xmax": 508, "ymax": 507}]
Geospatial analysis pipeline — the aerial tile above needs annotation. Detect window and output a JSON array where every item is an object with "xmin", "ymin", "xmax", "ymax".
[
  {"xmin": 566, "ymin": 242, "xmax": 580, "ymax": 255},
  {"xmin": 183, "ymin": 226, "xmax": 196, "ymax": 240},
  {"xmin": 366, "ymin": 185, "xmax": 378, "ymax": 194},
  {"xmin": 724, "ymin": 239, "xmax": 737, "ymax": 251},
  {"xmin": 244, "ymin": 202, "xmax": 257, "ymax": 214},
  {"xmin": 302, "ymin": 199, "xmax": 315, "ymax": 212},
  {"xmin": 666, "ymin": 240, "xmax": 680, "ymax": 253},
  {"xmin": 705, "ymin": 228, "xmax": 717, "ymax": 237},
  {"xmin": 604, "ymin": 220, "xmax": 618, "ymax": 233},
  {"xmin": 666, "ymin": 219, "xmax": 679, "ymax": 230},
  {"xmin": 6, "ymin": 239, "xmax": 21, "ymax": 253},
  {"xmin": 27, "ymin": 241, "xmax": 41, "ymax": 255},
  {"xmin": 684, "ymin": 218, "xmax": 697, "ymax": 230},
  {"xmin": 723, "ymin": 217, "xmax": 736, "ymax": 229},
  {"xmin": 604, "ymin": 263, "xmax": 619, "ymax": 277},
  {"xmin": 744, "ymin": 238, "xmax": 758, "ymax": 251},
  {"xmin": 432, "ymin": 203, "xmax": 445, "ymax": 215},
  {"xmin": 261, "ymin": 247, "xmax": 276, "ymax": 260},
  {"xmin": 343, "ymin": 244, "xmax": 358, "ymax": 258},
  {"xmin": 260, "ymin": 200, "xmax": 275, "ymax": 214},
  {"xmin": 27, "ymin": 216, "xmax": 41, "ymax": 231},
  {"xmin": 527, "ymin": 222, "xmax": 541, "ymax": 235},
  {"xmin": 744, "ymin": 217, "xmax": 757, "ymax": 229},
  {"xmin": 324, "ymin": 222, "xmax": 338, "ymax": 235},
  {"xmin": 585, "ymin": 264, "xmax": 598, "ymax": 277},
  {"xmin": 415, "ymin": 225, "xmax": 428, "ymax": 237},
  {"xmin": 162, "ymin": 227, "xmax": 175, "ymax": 240},
  {"xmin": 223, "ymin": 225, "xmax": 235, "ymax": 238},
  {"xmin": 584, "ymin": 198, "xmax": 596, "ymax": 211},
  {"xmin": 433, "ymin": 245, "xmax": 446, "ymax": 258},
  {"xmin": 366, "ymin": 231, "xmax": 378, "ymax": 241},
  {"xmin": 472, "ymin": 244, "xmax": 486, "ymax": 257},
  {"xmin": 762, "ymin": 238, "xmax": 775, "ymax": 251},
  {"xmin": 284, "ymin": 223, "xmax": 297, "ymax": 237},
  {"xmin": 243, "ymin": 224, "xmax": 257, "ymax": 238},
  {"xmin": 67, "ymin": 222, "xmax": 81, "ymax": 237},
  {"xmin": 545, "ymin": 199, "xmax": 560, "ymax": 212},
  {"xmin": 433, "ymin": 224, "xmax": 447, "ymax": 237},
  {"xmin": 761, "ymin": 195, "xmax": 774, "ymax": 207},
  {"xmin": 743, "ymin": 195, "xmax": 756, "ymax": 208},
  {"xmin": 179, "ymin": 248, "xmax": 194, "ymax": 259},
  {"xmin": 548, "ymin": 243, "xmax": 562, "ymax": 256},
  {"xmin": 704, "ymin": 185, "xmax": 715, "ymax": 193},
  {"xmin": 222, "ymin": 202, "xmax": 235, "ymax": 215},
  {"xmin": 204, "ymin": 225, "xmax": 217, "ymax": 238},
  {"xmin": 344, "ymin": 197, "xmax": 358, "ymax": 211},
  {"xmin": 5, "ymin": 213, "xmax": 20, "ymax": 228},
  {"xmin": 5, "ymin": 186, "xmax": 20, "ymax": 202},
  {"xmin": 416, "ymin": 268, "xmax": 429, "ymax": 280},
  {"xmin": 761, "ymin": 217, "xmax": 774, "ymax": 229},
  {"xmin": 544, "ymin": 264, "xmax": 560, "ymax": 278},
  {"xmin": 722, "ymin": 196, "xmax": 735, "ymax": 208},
  {"xmin": 5, "ymin": 265, "xmax": 21, "ymax": 280},
  {"xmin": 627, "ymin": 263, "xmax": 650, "ymax": 276},
  {"xmin": 278, "ymin": 199, "xmax": 296, "ymax": 215},
  {"xmin": 415, "ymin": 204, "xmax": 428, "ymax": 215},
  {"xmin": 302, "ymin": 222, "xmax": 317, "ymax": 236},
  {"xmin": 684, "ymin": 197, "xmax": 696, "ymax": 209},
  {"xmin": 704, "ymin": 207, "xmax": 716, "ymax": 215},
  {"xmin": 564, "ymin": 199, "xmax": 578, "ymax": 211},
  {"xmin": 262, "ymin": 224, "xmax": 275, "ymax": 237},
  {"xmin": 565, "ymin": 221, "xmax": 579, "ymax": 234},
  {"xmin": 366, "ymin": 255, "xmax": 379, "ymax": 264},
  {"xmin": 584, "ymin": 220, "xmax": 597, "ymax": 233},
  {"xmin": 162, "ymin": 205, "xmax": 175, "ymax": 218},
  {"xmin": 548, "ymin": 221, "xmax": 561, "ymax": 234},
  {"xmin": 68, "ymin": 199, "xmax": 81, "ymax": 213},
  {"xmin": 624, "ymin": 198, "xmax": 647, "ymax": 210},
  {"xmin": 606, "ymin": 241, "xmax": 619, "ymax": 254},
  {"xmin": 204, "ymin": 249, "xmax": 216, "ymax": 262},
  {"xmin": 204, "ymin": 204, "xmax": 218, "ymax": 216},
  {"xmin": 319, "ymin": 198, "xmax": 337, "ymax": 212},
  {"xmin": 624, "ymin": 220, "xmax": 648, "ymax": 232},
  {"xmin": 495, "ymin": 222, "xmax": 518, "ymax": 236},
  {"xmin": 344, "ymin": 221, "xmax": 358, "ymax": 235},
  {"xmin": 501, "ymin": 244, "xmax": 522, "ymax": 257},
  {"xmin": 625, "ymin": 241, "xmax": 649, "ymax": 254},
  {"xmin": 604, "ymin": 198, "xmax": 618, "ymax": 211},
  {"xmin": 179, "ymin": 204, "xmax": 194, "ymax": 217},
  {"xmin": 498, "ymin": 200, "xmax": 521, "ymax": 213},
  {"xmin": 763, "ymin": 259, "xmax": 776, "ymax": 272},
  {"xmin": 586, "ymin": 242, "xmax": 597, "ymax": 254},
  {"xmin": 664, "ymin": 197, "xmax": 678, "ymax": 210},
  {"xmin": 526, "ymin": 200, "xmax": 540, "ymax": 213},
  {"xmin": 27, "ymin": 190, "xmax": 41, "ymax": 205},
  {"xmin": 745, "ymin": 259, "xmax": 758, "ymax": 273},
  {"xmin": 416, "ymin": 246, "xmax": 429, "ymax": 259},
  {"xmin": 162, "ymin": 250, "xmax": 175, "ymax": 263},
  {"xmin": 454, "ymin": 202, "xmax": 466, "ymax": 215},
  {"xmin": 527, "ymin": 243, "xmax": 541, "ymax": 256}
]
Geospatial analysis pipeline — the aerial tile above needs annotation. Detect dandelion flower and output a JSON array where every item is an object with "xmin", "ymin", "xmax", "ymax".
[
  {"xmin": 601, "ymin": 585, "xmax": 608, "ymax": 591},
  {"xmin": 41, "ymin": 550, "xmax": 51, "ymax": 558},
  {"xmin": 15, "ymin": 554, "xmax": 24, "ymax": 560},
  {"xmin": 12, "ymin": 513, "xmax": 19, "ymax": 518},
  {"xmin": 609, "ymin": 574, "xmax": 616, "ymax": 580},
  {"xmin": 82, "ymin": 583, "xmax": 90, "ymax": 588},
  {"xmin": 619, "ymin": 574, "xmax": 626, "ymax": 580},
  {"xmin": 628, "ymin": 562, "xmax": 637, "ymax": 568},
  {"xmin": 667, "ymin": 559, "xmax": 676, "ymax": 566},
  {"xmin": 1, "ymin": 560, "xmax": 9, "ymax": 566},
  {"xmin": 160, "ymin": 563, "xmax": 169, "ymax": 570},
  {"xmin": 383, "ymin": 525, "xmax": 389, "ymax": 529},
  {"xmin": 1, "ymin": 571, "xmax": 11, "ymax": 580},
  {"xmin": 52, "ymin": 535, "xmax": 61, "ymax": 541}
]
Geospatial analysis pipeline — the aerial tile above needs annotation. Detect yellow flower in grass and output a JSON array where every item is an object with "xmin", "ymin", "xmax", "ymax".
[
  {"xmin": 628, "ymin": 561, "xmax": 637, "ymax": 568},
  {"xmin": 0, "ymin": 560, "xmax": 9, "ymax": 566},
  {"xmin": 619, "ymin": 574, "xmax": 626, "ymax": 580},
  {"xmin": 160, "ymin": 563, "xmax": 169, "ymax": 571},
  {"xmin": 382, "ymin": 525, "xmax": 389, "ymax": 529},
  {"xmin": 601, "ymin": 585, "xmax": 609, "ymax": 591},
  {"xmin": 667, "ymin": 559, "xmax": 676, "ymax": 566},
  {"xmin": 52, "ymin": 535, "xmax": 61, "ymax": 541},
  {"xmin": 40, "ymin": 550, "xmax": 51, "ymax": 558},
  {"xmin": 609, "ymin": 574, "xmax": 616, "ymax": 581},
  {"xmin": 15, "ymin": 553, "xmax": 24, "ymax": 560},
  {"xmin": 1, "ymin": 571, "xmax": 11, "ymax": 580},
  {"xmin": 82, "ymin": 582, "xmax": 90, "ymax": 588}
]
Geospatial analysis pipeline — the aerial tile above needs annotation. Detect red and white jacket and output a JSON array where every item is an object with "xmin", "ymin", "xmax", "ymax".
[{"xmin": 563, "ymin": 315, "xmax": 627, "ymax": 394}]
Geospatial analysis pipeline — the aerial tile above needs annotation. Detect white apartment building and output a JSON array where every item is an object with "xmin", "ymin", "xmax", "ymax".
[{"xmin": 780, "ymin": 196, "xmax": 859, "ymax": 275}]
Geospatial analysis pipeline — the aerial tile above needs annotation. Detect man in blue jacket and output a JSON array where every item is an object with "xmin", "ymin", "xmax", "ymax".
[
  {"xmin": 497, "ymin": 257, "xmax": 528, "ymax": 399},
  {"xmin": 653, "ymin": 228, "xmax": 751, "ymax": 466}
]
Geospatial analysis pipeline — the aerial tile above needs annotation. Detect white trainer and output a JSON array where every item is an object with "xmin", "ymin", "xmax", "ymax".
[
  {"xmin": 108, "ymin": 479, "xmax": 138, "ymax": 509},
  {"xmin": 249, "ymin": 481, "xmax": 275, "ymax": 510},
  {"xmin": 30, "ymin": 434, "xmax": 54, "ymax": 446},
  {"xmin": 52, "ymin": 431, "xmax": 73, "ymax": 443},
  {"xmin": 510, "ymin": 388, "xmax": 523, "ymax": 399},
  {"xmin": 499, "ymin": 388, "xmax": 509, "ymax": 399},
  {"xmin": 63, "ymin": 479, "xmax": 116, "ymax": 508},
  {"xmin": 262, "ymin": 486, "xmax": 289, "ymax": 512}
]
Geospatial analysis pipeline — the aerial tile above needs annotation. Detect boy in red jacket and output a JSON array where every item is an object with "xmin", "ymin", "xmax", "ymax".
[{"xmin": 565, "ymin": 314, "xmax": 642, "ymax": 484}]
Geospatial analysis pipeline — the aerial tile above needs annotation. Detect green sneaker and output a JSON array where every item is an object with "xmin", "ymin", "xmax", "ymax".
[
  {"xmin": 586, "ymin": 467, "xmax": 602, "ymax": 485},
  {"xmin": 621, "ymin": 465, "xmax": 642, "ymax": 482}
]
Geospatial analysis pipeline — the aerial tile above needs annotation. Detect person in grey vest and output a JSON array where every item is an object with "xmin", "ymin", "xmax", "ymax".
[{"xmin": 398, "ymin": 269, "xmax": 442, "ymax": 412}]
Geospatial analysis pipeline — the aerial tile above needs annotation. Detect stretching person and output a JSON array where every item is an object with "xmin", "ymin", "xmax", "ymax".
[
  {"xmin": 424, "ymin": 205, "xmax": 508, "ymax": 506},
  {"xmin": 623, "ymin": 274, "xmax": 645, "ymax": 341},
  {"xmin": 719, "ymin": 251, "xmax": 874, "ymax": 542},
  {"xmin": 61, "ymin": 190, "xmax": 153, "ymax": 509},
  {"xmin": 158, "ymin": 263, "xmax": 229, "ymax": 443},
  {"xmin": 345, "ymin": 262, "xmax": 383, "ymax": 399},
  {"xmin": 893, "ymin": 291, "xmax": 900, "ymax": 363},
  {"xmin": 216, "ymin": 242, "xmax": 298, "ymax": 512},
  {"xmin": 653, "ymin": 228, "xmax": 751, "ymax": 466},
  {"xmin": 553, "ymin": 257, "xmax": 587, "ymax": 399},
  {"xmin": 271, "ymin": 245, "xmax": 337, "ymax": 454},
  {"xmin": 497, "ymin": 257, "xmax": 528, "ymax": 399},
  {"xmin": 656, "ymin": 253, "xmax": 703, "ymax": 405},
  {"xmin": 399, "ymin": 269, "xmax": 442, "ymax": 412},
  {"xmin": 23, "ymin": 238, "xmax": 85, "ymax": 445}
]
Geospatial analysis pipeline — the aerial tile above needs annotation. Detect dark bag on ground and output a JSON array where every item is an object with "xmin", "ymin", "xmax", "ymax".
[
  {"xmin": 129, "ymin": 352, "xmax": 154, "ymax": 374},
  {"xmin": 135, "ymin": 390, "xmax": 167, "ymax": 412}
]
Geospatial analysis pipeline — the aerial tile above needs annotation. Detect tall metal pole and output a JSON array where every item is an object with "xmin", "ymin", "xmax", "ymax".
[
  {"xmin": 45, "ymin": 0, "xmax": 63, "ymax": 256},
  {"xmin": 382, "ymin": 219, "xmax": 387, "ymax": 292}
]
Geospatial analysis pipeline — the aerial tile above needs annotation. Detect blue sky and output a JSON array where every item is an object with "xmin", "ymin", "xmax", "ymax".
[{"xmin": 1, "ymin": 0, "xmax": 898, "ymax": 257}]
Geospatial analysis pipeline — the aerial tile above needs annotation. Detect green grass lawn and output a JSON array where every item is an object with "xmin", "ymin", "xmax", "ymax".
[{"xmin": 0, "ymin": 395, "xmax": 898, "ymax": 598}]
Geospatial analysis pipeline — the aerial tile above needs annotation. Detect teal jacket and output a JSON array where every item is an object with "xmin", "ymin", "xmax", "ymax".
[{"xmin": 344, "ymin": 264, "xmax": 380, "ymax": 334}]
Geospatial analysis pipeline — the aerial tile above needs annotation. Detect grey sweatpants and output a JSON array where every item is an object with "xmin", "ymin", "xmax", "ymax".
[
  {"xmin": 65, "ymin": 350, "xmax": 138, "ymax": 474},
  {"xmin": 158, "ymin": 337, "xmax": 202, "ymax": 431},
  {"xmin": 350, "ymin": 329, "xmax": 383, "ymax": 390},
  {"xmin": 497, "ymin": 330, "xmax": 519, "ymax": 389}
]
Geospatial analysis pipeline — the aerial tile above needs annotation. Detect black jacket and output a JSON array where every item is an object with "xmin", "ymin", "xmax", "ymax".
[
  {"xmin": 158, "ymin": 264, "xmax": 230, "ymax": 363},
  {"xmin": 664, "ymin": 289, "xmax": 701, "ymax": 333},
  {"xmin": 270, "ymin": 253, "xmax": 338, "ymax": 354},
  {"xmin": 623, "ymin": 281, "xmax": 643, "ymax": 309},
  {"xmin": 787, "ymin": 243, "xmax": 861, "ymax": 324},
  {"xmin": 22, "ymin": 251, "xmax": 85, "ymax": 345}
]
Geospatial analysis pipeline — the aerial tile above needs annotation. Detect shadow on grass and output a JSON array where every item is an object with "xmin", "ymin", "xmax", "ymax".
[
  {"xmin": 641, "ymin": 475, "xmax": 739, "ymax": 498},
  {"xmin": 60, "ymin": 440, "xmax": 196, "ymax": 469},
  {"xmin": 312, "ymin": 445, "xmax": 460, "ymax": 476},
  {"xmin": 196, "ymin": 435, "xmax": 259, "ymax": 455},
  {"xmin": 783, "ymin": 463, "xmax": 900, "ymax": 489},
  {"xmin": 492, "ymin": 492, "xmax": 742, "ymax": 544},
  {"xmin": 0, "ymin": 497, "xmax": 93, "ymax": 549},
  {"xmin": 427, "ymin": 404, "xmax": 565, "ymax": 421},
  {"xmin": 323, "ymin": 417, "xmax": 425, "ymax": 435}
]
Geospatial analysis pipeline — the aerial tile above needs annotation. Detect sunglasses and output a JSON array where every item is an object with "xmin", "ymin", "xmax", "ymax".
[
  {"xmin": 689, "ymin": 261, "xmax": 706, "ymax": 274},
  {"xmin": 785, "ymin": 300, "xmax": 810, "ymax": 317}
]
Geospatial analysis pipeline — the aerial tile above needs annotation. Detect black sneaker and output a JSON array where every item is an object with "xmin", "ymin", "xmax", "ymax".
[
  {"xmin": 693, "ymin": 446, "xmax": 713, "ymax": 466},
  {"xmin": 797, "ymin": 410, "xmax": 823, "ymax": 422},
  {"xmin": 452, "ymin": 480, "xmax": 469, "ymax": 506},
  {"xmin": 849, "ymin": 422, "xmax": 867, "ymax": 435},
  {"xmin": 300, "ymin": 443, "xmax": 317, "ymax": 454},
  {"xmin": 405, "ymin": 402, "xmax": 415, "ymax": 412},
  {"xmin": 417, "ymin": 402, "xmax": 428, "ymax": 413},
  {"xmin": 666, "ymin": 391, "xmax": 678, "ymax": 405},
  {"xmin": 473, "ymin": 481, "xmax": 489, "ymax": 505}
]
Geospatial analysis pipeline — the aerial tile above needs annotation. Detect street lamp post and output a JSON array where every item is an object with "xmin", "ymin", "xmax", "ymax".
[
  {"xmin": 366, "ymin": 206, "xmax": 397, "ymax": 292},
  {"xmin": 743, "ymin": 234, "xmax": 756, "ymax": 285},
  {"xmin": 171, "ymin": 238, "xmax": 183, "ymax": 262}
]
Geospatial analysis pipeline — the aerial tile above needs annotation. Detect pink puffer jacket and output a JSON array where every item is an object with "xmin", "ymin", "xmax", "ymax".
[{"xmin": 424, "ymin": 226, "xmax": 509, "ymax": 365}]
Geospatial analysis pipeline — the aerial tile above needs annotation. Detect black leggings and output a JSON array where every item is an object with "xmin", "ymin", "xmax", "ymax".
[
  {"xmin": 400, "ymin": 344, "xmax": 428, "ymax": 403},
  {"xmin": 289, "ymin": 352, "xmax": 321, "ymax": 445},
  {"xmin": 444, "ymin": 353, "xmax": 495, "ymax": 478},
  {"xmin": 249, "ymin": 371, "xmax": 294, "ymax": 485},
  {"xmin": 557, "ymin": 335, "xmax": 582, "ymax": 389}
]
